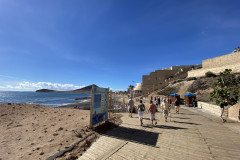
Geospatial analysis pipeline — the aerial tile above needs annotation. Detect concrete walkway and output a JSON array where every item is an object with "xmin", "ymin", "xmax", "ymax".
[{"xmin": 78, "ymin": 107, "xmax": 240, "ymax": 160}]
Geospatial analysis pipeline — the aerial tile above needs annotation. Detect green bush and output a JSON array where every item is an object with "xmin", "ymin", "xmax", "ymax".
[{"xmin": 205, "ymin": 71, "xmax": 217, "ymax": 77}]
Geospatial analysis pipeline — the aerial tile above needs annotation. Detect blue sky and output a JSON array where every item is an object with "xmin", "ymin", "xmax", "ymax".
[{"xmin": 0, "ymin": 0, "xmax": 240, "ymax": 91}]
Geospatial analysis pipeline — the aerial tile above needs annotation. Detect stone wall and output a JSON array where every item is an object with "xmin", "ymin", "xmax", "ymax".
[
  {"xmin": 171, "ymin": 65, "xmax": 202, "ymax": 70},
  {"xmin": 188, "ymin": 51, "xmax": 240, "ymax": 77},
  {"xmin": 188, "ymin": 63, "xmax": 240, "ymax": 77},
  {"xmin": 198, "ymin": 102, "xmax": 240, "ymax": 122},
  {"xmin": 142, "ymin": 70, "xmax": 177, "ymax": 95},
  {"xmin": 228, "ymin": 103, "xmax": 240, "ymax": 122},
  {"xmin": 197, "ymin": 101, "xmax": 222, "ymax": 116},
  {"xmin": 203, "ymin": 51, "xmax": 240, "ymax": 68},
  {"xmin": 142, "ymin": 65, "xmax": 200, "ymax": 95}
]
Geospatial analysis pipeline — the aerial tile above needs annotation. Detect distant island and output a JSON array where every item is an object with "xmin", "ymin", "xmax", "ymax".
[{"xmin": 36, "ymin": 84, "xmax": 98, "ymax": 94}]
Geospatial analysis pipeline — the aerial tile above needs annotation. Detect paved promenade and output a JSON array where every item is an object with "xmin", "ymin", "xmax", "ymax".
[{"xmin": 79, "ymin": 107, "xmax": 240, "ymax": 160}]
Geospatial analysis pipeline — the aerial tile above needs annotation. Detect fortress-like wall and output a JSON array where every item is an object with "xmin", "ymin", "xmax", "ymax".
[
  {"xmin": 163, "ymin": 65, "xmax": 202, "ymax": 71},
  {"xmin": 142, "ymin": 65, "xmax": 198, "ymax": 95},
  {"xmin": 142, "ymin": 70, "xmax": 177, "ymax": 95},
  {"xmin": 203, "ymin": 51, "xmax": 240, "ymax": 68},
  {"xmin": 188, "ymin": 51, "xmax": 240, "ymax": 77},
  {"xmin": 188, "ymin": 63, "xmax": 240, "ymax": 77}
]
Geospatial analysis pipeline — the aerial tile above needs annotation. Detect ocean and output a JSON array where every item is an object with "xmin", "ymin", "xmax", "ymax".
[{"xmin": 0, "ymin": 91, "xmax": 91, "ymax": 107}]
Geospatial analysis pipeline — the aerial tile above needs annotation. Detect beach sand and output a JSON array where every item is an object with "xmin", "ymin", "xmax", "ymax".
[
  {"xmin": 0, "ymin": 101, "xmax": 122, "ymax": 160},
  {"xmin": 0, "ymin": 103, "xmax": 92, "ymax": 160}
]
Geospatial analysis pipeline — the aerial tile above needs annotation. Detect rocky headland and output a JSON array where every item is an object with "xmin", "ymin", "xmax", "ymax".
[{"xmin": 36, "ymin": 84, "xmax": 98, "ymax": 94}]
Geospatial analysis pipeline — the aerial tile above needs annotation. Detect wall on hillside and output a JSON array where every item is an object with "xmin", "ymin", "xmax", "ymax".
[
  {"xmin": 197, "ymin": 101, "xmax": 222, "ymax": 116},
  {"xmin": 142, "ymin": 70, "xmax": 177, "ymax": 95},
  {"xmin": 188, "ymin": 63, "xmax": 240, "ymax": 77},
  {"xmin": 203, "ymin": 51, "xmax": 240, "ymax": 68},
  {"xmin": 228, "ymin": 104, "xmax": 240, "ymax": 122},
  {"xmin": 188, "ymin": 51, "xmax": 240, "ymax": 77}
]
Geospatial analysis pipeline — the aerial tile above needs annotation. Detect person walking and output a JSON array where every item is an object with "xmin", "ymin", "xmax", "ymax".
[
  {"xmin": 157, "ymin": 96, "xmax": 160, "ymax": 107},
  {"xmin": 193, "ymin": 98, "xmax": 196, "ymax": 107},
  {"xmin": 163, "ymin": 100, "xmax": 169, "ymax": 122},
  {"xmin": 128, "ymin": 97, "xmax": 134, "ymax": 118},
  {"xmin": 175, "ymin": 98, "xmax": 180, "ymax": 113},
  {"xmin": 168, "ymin": 98, "xmax": 172, "ymax": 112},
  {"xmin": 160, "ymin": 97, "xmax": 165, "ymax": 111},
  {"xmin": 168, "ymin": 98, "xmax": 172, "ymax": 108},
  {"xmin": 148, "ymin": 100, "xmax": 157, "ymax": 125},
  {"xmin": 155, "ymin": 99, "xmax": 158, "ymax": 107},
  {"xmin": 137, "ymin": 100, "xmax": 145, "ymax": 126}
]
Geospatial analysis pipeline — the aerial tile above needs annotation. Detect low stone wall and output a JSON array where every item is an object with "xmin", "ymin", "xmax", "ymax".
[
  {"xmin": 188, "ymin": 63, "xmax": 240, "ymax": 77},
  {"xmin": 228, "ymin": 104, "xmax": 240, "ymax": 122},
  {"xmin": 197, "ymin": 101, "xmax": 222, "ymax": 116}
]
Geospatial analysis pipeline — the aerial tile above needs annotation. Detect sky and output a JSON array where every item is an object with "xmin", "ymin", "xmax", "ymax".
[{"xmin": 0, "ymin": 0, "xmax": 240, "ymax": 91}]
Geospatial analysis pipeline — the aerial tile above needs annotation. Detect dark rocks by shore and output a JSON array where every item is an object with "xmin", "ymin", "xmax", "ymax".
[
  {"xmin": 75, "ymin": 97, "xmax": 91, "ymax": 101},
  {"xmin": 58, "ymin": 101, "xmax": 91, "ymax": 110}
]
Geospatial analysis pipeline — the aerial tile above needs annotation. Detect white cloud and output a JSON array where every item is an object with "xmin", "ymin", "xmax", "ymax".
[{"xmin": 0, "ymin": 81, "xmax": 84, "ymax": 91}]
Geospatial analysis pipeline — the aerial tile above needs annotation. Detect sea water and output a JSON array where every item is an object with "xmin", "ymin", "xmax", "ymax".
[{"xmin": 0, "ymin": 91, "xmax": 91, "ymax": 107}]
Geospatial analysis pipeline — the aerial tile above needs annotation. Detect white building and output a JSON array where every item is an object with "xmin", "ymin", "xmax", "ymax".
[{"xmin": 134, "ymin": 83, "xmax": 142, "ymax": 96}]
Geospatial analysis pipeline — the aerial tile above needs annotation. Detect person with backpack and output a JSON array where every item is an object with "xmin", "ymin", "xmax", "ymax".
[{"xmin": 137, "ymin": 100, "xmax": 145, "ymax": 126}]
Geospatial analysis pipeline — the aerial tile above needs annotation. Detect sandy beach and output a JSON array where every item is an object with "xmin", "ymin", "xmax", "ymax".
[{"xmin": 0, "ymin": 103, "xmax": 92, "ymax": 160}]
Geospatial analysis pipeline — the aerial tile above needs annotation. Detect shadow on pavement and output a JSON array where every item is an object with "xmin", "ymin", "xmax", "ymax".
[
  {"xmin": 172, "ymin": 120, "xmax": 200, "ymax": 125},
  {"xmin": 152, "ymin": 125, "xmax": 188, "ymax": 130},
  {"xmin": 174, "ymin": 113, "xmax": 197, "ymax": 115},
  {"xmin": 103, "ymin": 126, "xmax": 160, "ymax": 147},
  {"xmin": 171, "ymin": 117, "xmax": 191, "ymax": 119},
  {"xmin": 143, "ymin": 118, "xmax": 150, "ymax": 120}
]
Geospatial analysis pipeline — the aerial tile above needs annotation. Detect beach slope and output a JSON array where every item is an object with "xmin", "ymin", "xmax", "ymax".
[{"xmin": 0, "ymin": 103, "xmax": 91, "ymax": 160}]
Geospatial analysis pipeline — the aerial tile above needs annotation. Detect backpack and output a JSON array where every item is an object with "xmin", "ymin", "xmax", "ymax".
[{"xmin": 138, "ymin": 103, "xmax": 145, "ymax": 111}]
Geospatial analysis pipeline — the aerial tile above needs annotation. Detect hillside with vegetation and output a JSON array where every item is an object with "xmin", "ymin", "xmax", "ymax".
[{"xmin": 155, "ymin": 72, "xmax": 240, "ymax": 103}]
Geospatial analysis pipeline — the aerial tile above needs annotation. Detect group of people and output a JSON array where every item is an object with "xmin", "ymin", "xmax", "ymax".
[{"xmin": 127, "ymin": 96, "xmax": 180, "ymax": 126}]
